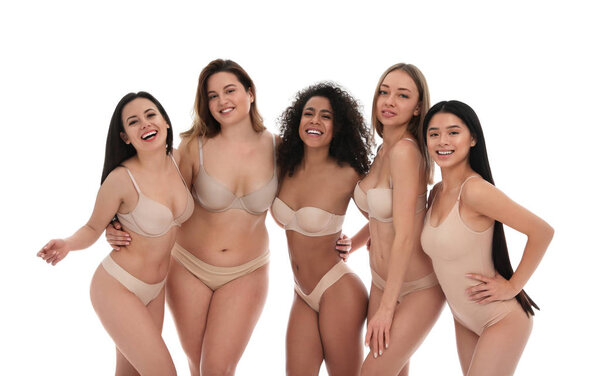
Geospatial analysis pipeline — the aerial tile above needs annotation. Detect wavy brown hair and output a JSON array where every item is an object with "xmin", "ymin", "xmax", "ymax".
[
  {"xmin": 181, "ymin": 59, "xmax": 264, "ymax": 140},
  {"xmin": 372, "ymin": 63, "xmax": 433, "ymax": 183},
  {"xmin": 278, "ymin": 82, "xmax": 372, "ymax": 178}
]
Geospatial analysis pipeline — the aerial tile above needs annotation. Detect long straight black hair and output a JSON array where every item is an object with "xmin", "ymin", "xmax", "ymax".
[
  {"xmin": 423, "ymin": 100, "xmax": 538, "ymax": 317},
  {"xmin": 101, "ymin": 92, "xmax": 173, "ymax": 184}
]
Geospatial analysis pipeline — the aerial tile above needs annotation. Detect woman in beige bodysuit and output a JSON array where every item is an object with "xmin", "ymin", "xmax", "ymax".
[
  {"xmin": 272, "ymin": 83, "xmax": 371, "ymax": 375},
  {"xmin": 421, "ymin": 100, "xmax": 553, "ymax": 376},
  {"xmin": 347, "ymin": 63, "xmax": 445, "ymax": 376},
  {"xmin": 107, "ymin": 59, "xmax": 276, "ymax": 375}
]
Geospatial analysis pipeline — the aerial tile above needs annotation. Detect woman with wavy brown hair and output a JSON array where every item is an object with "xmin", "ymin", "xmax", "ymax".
[{"xmin": 107, "ymin": 59, "xmax": 276, "ymax": 375}]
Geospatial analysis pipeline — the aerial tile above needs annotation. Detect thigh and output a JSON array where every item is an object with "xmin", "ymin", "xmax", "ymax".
[
  {"xmin": 90, "ymin": 266, "xmax": 175, "ymax": 376},
  {"xmin": 361, "ymin": 284, "xmax": 445, "ymax": 376},
  {"xmin": 467, "ymin": 309, "xmax": 533, "ymax": 376},
  {"xmin": 454, "ymin": 318, "xmax": 479, "ymax": 375},
  {"xmin": 200, "ymin": 263, "xmax": 269, "ymax": 375},
  {"xmin": 319, "ymin": 273, "xmax": 368, "ymax": 376},
  {"xmin": 286, "ymin": 293, "xmax": 324, "ymax": 376},
  {"xmin": 165, "ymin": 256, "xmax": 213, "ymax": 373}
]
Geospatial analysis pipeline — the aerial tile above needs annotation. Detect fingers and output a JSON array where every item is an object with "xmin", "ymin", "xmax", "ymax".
[
  {"xmin": 384, "ymin": 325, "xmax": 390, "ymax": 350},
  {"xmin": 465, "ymin": 273, "xmax": 491, "ymax": 283},
  {"xmin": 376, "ymin": 326, "xmax": 384, "ymax": 358}
]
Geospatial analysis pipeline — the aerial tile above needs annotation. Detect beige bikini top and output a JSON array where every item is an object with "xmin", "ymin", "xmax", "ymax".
[
  {"xmin": 117, "ymin": 155, "xmax": 194, "ymax": 238},
  {"xmin": 353, "ymin": 139, "xmax": 426, "ymax": 222},
  {"xmin": 192, "ymin": 134, "xmax": 278, "ymax": 215},
  {"xmin": 271, "ymin": 198, "xmax": 345, "ymax": 237}
]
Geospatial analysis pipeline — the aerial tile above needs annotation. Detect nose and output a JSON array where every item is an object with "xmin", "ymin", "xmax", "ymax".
[
  {"xmin": 384, "ymin": 95, "xmax": 394, "ymax": 106},
  {"xmin": 439, "ymin": 132, "xmax": 449, "ymax": 145}
]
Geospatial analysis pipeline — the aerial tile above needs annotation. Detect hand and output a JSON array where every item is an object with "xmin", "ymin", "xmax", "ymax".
[
  {"xmin": 364, "ymin": 306, "xmax": 394, "ymax": 359},
  {"xmin": 37, "ymin": 239, "xmax": 70, "ymax": 265},
  {"xmin": 465, "ymin": 272, "xmax": 519, "ymax": 304},
  {"xmin": 335, "ymin": 234, "xmax": 351, "ymax": 262},
  {"xmin": 105, "ymin": 220, "xmax": 131, "ymax": 251}
]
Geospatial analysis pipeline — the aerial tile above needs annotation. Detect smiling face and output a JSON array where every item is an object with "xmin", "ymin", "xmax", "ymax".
[
  {"xmin": 120, "ymin": 97, "xmax": 170, "ymax": 152},
  {"xmin": 298, "ymin": 96, "xmax": 334, "ymax": 149},
  {"xmin": 375, "ymin": 69, "xmax": 421, "ymax": 130},
  {"xmin": 206, "ymin": 71, "xmax": 254, "ymax": 127},
  {"xmin": 426, "ymin": 112, "xmax": 476, "ymax": 168}
]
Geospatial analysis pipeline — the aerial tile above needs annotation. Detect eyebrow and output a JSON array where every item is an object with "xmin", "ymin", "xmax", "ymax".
[
  {"xmin": 305, "ymin": 106, "xmax": 333, "ymax": 114},
  {"xmin": 428, "ymin": 125, "xmax": 462, "ymax": 131},
  {"xmin": 380, "ymin": 83, "xmax": 412, "ymax": 92},
  {"xmin": 208, "ymin": 83, "xmax": 238, "ymax": 94},
  {"xmin": 126, "ymin": 108, "xmax": 155, "ymax": 122}
]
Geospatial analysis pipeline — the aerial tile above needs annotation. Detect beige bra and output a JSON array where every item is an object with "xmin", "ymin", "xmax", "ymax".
[
  {"xmin": 117, "ymin": 155, "xmax": 194, "ymax": 237},
  {"xmin": 192, "ymin": 134, "xmax": 278, "ymax": 215},
  {"xmin": 271, "ymin": 198, "xmax": 345, "ymax": 237}
]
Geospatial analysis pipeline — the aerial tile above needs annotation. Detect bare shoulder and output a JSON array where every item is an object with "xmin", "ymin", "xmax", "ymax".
[
  {"xmin": 460, "ymin": 175, "xmax": 499, "ymax": 207},
  {"xmin": 388, "ymin": 138, "xmax": 421, "ymax": 165},
  {"xmin": 102, "ymin": 166, "xmax": 130, "ymax": 194}
]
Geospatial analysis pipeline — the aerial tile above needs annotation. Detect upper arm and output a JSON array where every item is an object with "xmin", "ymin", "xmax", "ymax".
[
  {"xmin": 85, "ymin": 170, "xmax": 126, "ymax": 235},
  {"xmin": 427, "ymin": 182, "xmax": 442, "ymax": 209},
  {"xmin": 178, "ymin": 137, "xmax": 197, "ymax": 188},
  {"xmin": 461, "ymin": 179, "xmax": 553, "ymax": 238},
  {"xmin": 389, "ymin": 141, "xmax": 422, "ymax": 235}
]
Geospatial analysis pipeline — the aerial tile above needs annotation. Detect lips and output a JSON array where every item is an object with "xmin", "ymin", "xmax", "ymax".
[
  {"xmin": 306, "ymin": 128, "xmax": 323, "ymax": 136},
  {"xmin": 141, "ymin": 130, "xmax": 158, "ymax": 141},
  {"xmin": 220, "ymin": 107, "xmax": 234, "ymax": 114},
  {"xmin": 381, "ymin": 109, "xmax": 397, "ymax": 118}
]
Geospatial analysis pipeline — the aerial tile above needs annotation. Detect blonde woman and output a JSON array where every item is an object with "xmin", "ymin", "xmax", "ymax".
[{"xmin": 350, "ymin": 64, "xmax": 445, "ymax": 375}]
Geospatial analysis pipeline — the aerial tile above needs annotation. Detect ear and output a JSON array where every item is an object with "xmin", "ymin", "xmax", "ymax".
[
  {"xmin": 470, "ymin": 135, "xmax": 477, "ymax": 147},
  {"xmin": 120, "ymin": 132, "xmax": 130, "ymax": 144},
  {"xmin": 248, "ymin": 89, "xmax": 255, "ymax": 104},
  {"xmin": 413, "ymin": 103, "xmax": 421, "ymax": 116}
]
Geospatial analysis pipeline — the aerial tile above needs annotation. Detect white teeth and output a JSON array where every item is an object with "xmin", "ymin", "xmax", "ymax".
[
  {"xmin": 221, "ymin": 108, "xmax": 233, "ymax": 113},
  {"xmin": 142, "ymin": 131, "xmax": 157, "ymax": 140},
  {"xmin": 438, "ymin": 151, "xmax": 453, "ymax": 155},
  {"xmin": 307, "ymin": 129, "xmax": 323, "ymax": 135}
]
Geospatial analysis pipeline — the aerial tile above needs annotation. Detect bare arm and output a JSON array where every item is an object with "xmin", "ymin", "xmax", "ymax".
[
  {"xmin": 365, "ymin": 140, "xmax": 423, "ymax": 355},
  {"xmin": 38, "ymin": 170, "xmax": 125, "ymax": 265},
  {"xmin": 462, "ymin": 179, "xmax": 554, "ymax": 303}
]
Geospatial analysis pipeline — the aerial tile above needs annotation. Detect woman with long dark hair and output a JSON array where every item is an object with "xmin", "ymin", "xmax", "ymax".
[
  {"xmin": 106, "ymin": 59, "xmax": 276, "ymax": 375},
  {"xmin": 37, "ymin": 92, "xmax": 192, "ymax": 375},
  {"xmin": 421, "ymin": 100, "xmax": 553, "ymax": 375},
  {"xmin": 273, "ymin": 83, "xmax": 370, "ymax": 375}
]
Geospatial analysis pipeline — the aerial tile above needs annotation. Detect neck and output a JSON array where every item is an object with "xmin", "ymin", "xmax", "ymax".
[
  {"xmin": 382, "ymin": 122, "xmax": 410, "ymax": 148},
  {"xmin": 301, "ymin": 145, "xmax": 330, "ymax": 170},
  {"xmin": 133, "ymin": 149, "xmax": 170, "ymax": 172},
  {"xmin": 440, "ymin": 161, "xmax": 474, "ymax": 191},
  {"xmin": 219, "ymin": 118, "xmax": 258, "ymax": 141}
]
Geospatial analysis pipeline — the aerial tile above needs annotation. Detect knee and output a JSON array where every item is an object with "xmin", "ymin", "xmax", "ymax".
[{"xmin": 201, "ymin": 360, "xmax": 236, "ymax": 376}]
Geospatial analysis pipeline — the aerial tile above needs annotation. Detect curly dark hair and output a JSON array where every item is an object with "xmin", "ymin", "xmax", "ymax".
[{"xmin": 278, "ymin": 82, "xmax": 372, "ymax": 178}]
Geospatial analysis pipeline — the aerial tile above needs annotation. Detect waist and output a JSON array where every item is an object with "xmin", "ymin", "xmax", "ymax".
[{"xmin": 107, "ymin": 248, "xmax": 171, "ymax": 284}]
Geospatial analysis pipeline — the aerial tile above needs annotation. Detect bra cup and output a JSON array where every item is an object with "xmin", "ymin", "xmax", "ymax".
[
  {"xmin": 367, "ymin": 189, "xmax": 393, "ymax": 222},
  {"xmin": 295, "ymin": 207, "xmax": 334, "ymax": 235},
  {"xmin": 352, "ymin": 183, "xmax": 369, "ymax": 213}
]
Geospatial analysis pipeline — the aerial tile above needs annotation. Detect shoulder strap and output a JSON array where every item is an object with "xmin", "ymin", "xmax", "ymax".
[
  {"xmin": 198, "ymin": 136, "xmax": 204, "ymax": 165},
  {"xmin": 169, "ymin": 154, "xmax": 187, "ymax": 185},
  {"xmin": 121, "ymin": 166, "xmax": 141, "ymax": 193},
  {"xmin": 457, "ymin": 175, "xmax": 479, "ymax": 201},
  {"xmin": 271, "ymin": 133, "xmax": 277, "ymax": 170}
]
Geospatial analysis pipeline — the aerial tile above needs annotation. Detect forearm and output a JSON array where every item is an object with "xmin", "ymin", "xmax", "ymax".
[
  {"xmin": 378, "ymin": 235, "xmax": 414, "ymax": 310},
  {"xmin": 350, "ymin": 224, "xmax": 370, "ymax": 253},
  {"xmin": 509, "ymin": 223, "xmax": 554, "ymax": 291},
  {"xmin": 64, "ymin": 223, "xmax": 104, "ymax": 251}
]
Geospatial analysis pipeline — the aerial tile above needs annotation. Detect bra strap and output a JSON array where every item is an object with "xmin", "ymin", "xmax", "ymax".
[
  {"xmin": 122, "ymin": 167, "xmax": 141, "ymax": 193},
  {"xmin": 198, "ymin": 137, "xmax": 204, "ymax": 166},
  {"xmin": 271, "ymin": 133, "xmax": 277, "ymax": 171},
  {"xmin": 169, "ymin": 153, "xmax": 187, "ymax": 186},
  {"xmin": 457, "ymin": 175, "xmax": 479, "ymax": 201}
]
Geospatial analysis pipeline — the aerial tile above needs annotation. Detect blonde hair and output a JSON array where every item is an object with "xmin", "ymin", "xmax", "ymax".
[
  {"xmin": 371, "ymin": 63, "xmax": 433, "ymax": 183},
  {"xmin": 180, "ymin": 59, "xmax": 265, "ymax": 141}
]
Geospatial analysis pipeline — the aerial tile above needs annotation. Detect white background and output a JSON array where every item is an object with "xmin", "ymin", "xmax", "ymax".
[{"xmin": 2, "ymin": 0, "xmax": 598, "ymax": 374}]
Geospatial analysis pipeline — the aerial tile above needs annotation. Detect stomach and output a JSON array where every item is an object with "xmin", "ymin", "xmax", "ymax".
[
  {"xmin": 286, "ymin": 231, "xmax": 344, "ymax": 293},
  {"xmin": 176, "ymin": 203, "xmax": 269, "ymax": 266},
  {"xmin": 368, "ymin": 214, "xmax": 434, "ymax": 282}
]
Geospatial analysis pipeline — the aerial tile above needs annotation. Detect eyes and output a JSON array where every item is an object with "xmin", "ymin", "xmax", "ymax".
[
  {"xmin": 127, "ymin": 112, "xmax": 156, "ymax": 127},
  {"xmin": 208, "ymin": 88, "xmax": 237, "ymax": 100},
  {"xmin": 378, "ymin": 89, "xmax": 409, "ymax": 99},
  {"xmin": 428, "ymin": 130, "xmax": 461, "ymax": 138},
  {"xmin": 302, "ymin": 110, "xmax": 332, "ymax": 120}
]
